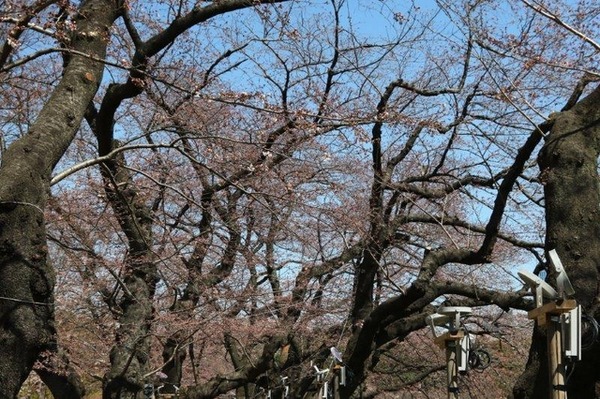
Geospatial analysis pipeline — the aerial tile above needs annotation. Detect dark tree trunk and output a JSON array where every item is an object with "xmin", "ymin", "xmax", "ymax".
[
  {"xmin": 102, "ymin": 257, "xmax": 157, "ymax": 399},
  {"xmin": 520, "ymin": 83, "xmax": 600, "ymax": 399},
  {"xmin": 160, "ymin": 337, "xmax": 187, "ymax": 393},
  {"xmin": 511, "ymin": 327, "xmax": 548, "ymax": 399},
  {"xmin": 99, "ymin": 149, "xmax": 158, "ymax": 399},
  {"xmin": 35, "ymin": 349, "xmax": 86, "ymax": 399},
  {"xmin": 0, "ymin": 1, "xmax": 119, "ymax": 397}
]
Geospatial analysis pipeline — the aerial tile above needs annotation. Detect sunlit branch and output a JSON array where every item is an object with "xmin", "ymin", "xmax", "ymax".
[
  {"xmin": 1, "ymin": 47, "xmax": 133, "ymax": 73},
  {"xmin": 0, "ymin": 0, "xmax": 56, "ymax": 69},
  {"xmin": 475, "ymin": 38, "xmax": 600, "ymax": 79},
  {"xmin": 0, "ymin": 17, "xmax": 55, "ymax": 37},
  {"xmin": 521, "ymin": 0, "xmax": 600, "ymax": 52},
  {"xmin": 50, "ymin": 142, "xmax": 183, "ymax": 185}
]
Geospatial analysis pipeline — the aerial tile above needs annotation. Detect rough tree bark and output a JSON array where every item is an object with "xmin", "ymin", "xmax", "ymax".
[
  {"xmin": 516, "ymin": 83, "xmax": 600, "ymax": 399},
  {"xmin": 0, "ymin": 1, "xmax": 120, "ymax": 397},
  {"xmin": 35, "ymin": 349, "xmax": 86, "ymax": 399},
  {"xmin": 81, "ymin": 2, "xmax": 290, "ymax": 396},
  {"xmin": 98, "ymin": 148, "xmax": 158, "ymax": 399}
]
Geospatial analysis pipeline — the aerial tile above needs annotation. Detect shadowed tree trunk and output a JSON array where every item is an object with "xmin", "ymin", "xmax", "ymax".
[
  {"xmin": 94, "ymin": 141, "xmax": 157, "ymax": 398},
  {"xmin": 511, "ymin": 326, "xmax": 548, "ymax": 399},
  {"xmin": 514, "ymin": 83, "xmax": 600, "ymax": 399},
  {"xmin": 35, "ymin": 348, "xmax": 86, "ymax": 399},
  {"xmin": 0, "ymin": 1, "xmax": 119, "ymax": 397}
]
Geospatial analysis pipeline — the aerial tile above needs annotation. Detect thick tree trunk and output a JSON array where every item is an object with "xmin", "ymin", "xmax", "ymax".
[
  {"xmin": 524, "ymin": 84, "xmax": 600, "ymax": 399},
  {"xmin": 0, "ymin": 188, "xmax": 54, "ymax": 399},
  {"xmin": 0, "ymin": 1, "xmax": 118, "ymax": 397}
]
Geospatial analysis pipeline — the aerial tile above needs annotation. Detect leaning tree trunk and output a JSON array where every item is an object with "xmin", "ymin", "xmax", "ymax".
[
  {"xmin": 0, "ymin": 1, "xmax": 119, "ymax": 397},
  {"xmin": 518, "ymin": 84, "xmax": 600, "ymax": 399}
]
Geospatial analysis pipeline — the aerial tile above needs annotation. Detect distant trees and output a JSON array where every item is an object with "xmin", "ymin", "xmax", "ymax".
[{"xmin": 1, "ymin": 0, "xmax": 599, "ymax": 398}]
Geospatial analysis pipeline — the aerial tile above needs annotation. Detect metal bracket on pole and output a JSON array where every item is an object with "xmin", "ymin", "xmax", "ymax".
[
  {"xmin": 427, "ymin": 306, "xmax": 472, "ymax": 399},
  {"xmin": 314, "ymin": 366, "xmax": 330, "ymax": 399}
]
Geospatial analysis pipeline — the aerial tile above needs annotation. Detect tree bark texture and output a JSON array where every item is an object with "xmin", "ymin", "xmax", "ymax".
[
  {"xmin": 531, "ymin": 84, "xmax": 600, "ymax": 398},
  {"xmin": 0, "ymin": 1, "xmax": 119, "ymax": 397},
  {"xmin": 512, "ymin": 327, "xmax": 548, "ymax": 399},
  {"xmin": 35, "ymin": 348, "xmax": 86, "ymax": 399},
  {"xmin": 99, "ymin": 149, "xmax": 158, "ymax": 399}
]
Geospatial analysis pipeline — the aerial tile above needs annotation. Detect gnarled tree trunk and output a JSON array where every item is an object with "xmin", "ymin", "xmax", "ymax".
[
  {"xmin": 515, "ymin": 83, "xmax": 600, "ymax": 399},
  {"xmin": 0, "ymin": 1, "xmax": 119, "ymax": 397}
]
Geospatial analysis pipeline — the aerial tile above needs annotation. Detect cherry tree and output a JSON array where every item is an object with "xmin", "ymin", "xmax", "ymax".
[
  {"xmin": 3, "ymin": 0, "xmax": 600, "ymax": 398},
  {"xmin": 0, "ymin": 1, "xmax": 290, "ymax": 398}
]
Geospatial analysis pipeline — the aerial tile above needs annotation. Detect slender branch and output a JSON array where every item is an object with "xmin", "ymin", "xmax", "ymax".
[
  {"xmin": 0, "ymin": 0, "xmax": 56, "ymax": 69},
  {"xmin": 0, "ymin": 296, "xmax": 51, "ymax": 306},
  {"xmin": 50, "ymin": 142, "xmax": 182, "ymax": 185},
  {"xmin": 121, "ymin": 4, "xmax": 143, "ymax": 48},
  {"xmin": 521, "ymin": 0, "xmax": 600, "ymax": 52}
]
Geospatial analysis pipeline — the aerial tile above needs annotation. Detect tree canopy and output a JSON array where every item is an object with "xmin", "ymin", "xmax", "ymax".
[{"xmin": 1, "ymin": 0, "xmax": 600, "ymax": 398}]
